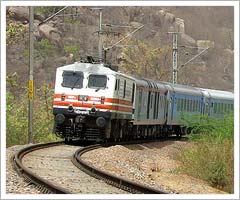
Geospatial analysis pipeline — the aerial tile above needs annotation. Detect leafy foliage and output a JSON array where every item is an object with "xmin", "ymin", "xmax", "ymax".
[
  {"xmin": 178, "ymin": 113, "xmax": 234, "ymax": 193},
  {"xmin": 35, "ymin": 39, "xmax": 57, "ymax": 58},
  {"xmin": 35, "ymin": 6, "xmax": 65, "ymax": 17},
  {"xmin": 6, "ymin": 22, "xmax": 27, "ymax": 46},
  {"xmin": 6, "ymin": 73, "xmax": 59, "ymax": 147},
  {"xmin": 119, "ymin": 41, "xmax": 171, "ymax": 81},
  {"xmin": 64, "ymin": 44, "xmax": 80, "ymax": 56}
]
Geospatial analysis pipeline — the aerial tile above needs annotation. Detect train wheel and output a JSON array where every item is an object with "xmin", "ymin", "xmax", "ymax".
[
  {"xmin": 64, "ymin": 137, "xmax": 72, "ymax": 144},
  {"xmin": 110, "ymin": 120, "xmax": 120, "ymax": 142}
]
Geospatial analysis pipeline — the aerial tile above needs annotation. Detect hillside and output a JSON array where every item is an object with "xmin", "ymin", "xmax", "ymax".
[{"xmin": 6, "ymin": 6, "xmax": 234, "ymax": 91}]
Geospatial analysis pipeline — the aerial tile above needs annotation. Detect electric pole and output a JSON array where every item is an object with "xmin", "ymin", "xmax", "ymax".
[
  {"xmin": 168, "ymin": 31, "xmax": 210, "ymax": 84},
  {"xmin": 98, "ymin": 9, "xmax": 103, "ymax": 61},
  {"xmin": 91, "ymin": 7, "xmax": 144, "ymax": 63},
  {"xmin": 168, "ymin": 32, "xmax": 179, "ymax": 84},
  {"xmin": 90, "ymin": 8, "xmax": 103, "ymax": 62},
  {"xmin": 28, "ymin": 6, "xmax": 34, "ymax": 143}
]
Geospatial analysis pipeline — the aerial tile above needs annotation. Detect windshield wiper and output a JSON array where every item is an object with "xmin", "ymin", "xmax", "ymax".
[
  {"xmin": 95, "ymin": 87, "xmax": 101, "ymax": 92},
  {"xmin": 95, "ymin": 87, "xmax": 106, "ymax": 92},
  {"xmin": 71, "ymin": 77, "xmax": 82, "ymax": 89}
]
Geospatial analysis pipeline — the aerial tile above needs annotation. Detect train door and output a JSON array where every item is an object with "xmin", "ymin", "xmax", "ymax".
[
  {"xmin": 202, "ymin": 90, "xmax": 211, "ymax": 116},
  {"xmin": 114, "ymin": 75, "xmax": 121, "ymax": 118},
  {"xmin": 164, "ymin": 84, "xmax": 174, "ymax": 125}
]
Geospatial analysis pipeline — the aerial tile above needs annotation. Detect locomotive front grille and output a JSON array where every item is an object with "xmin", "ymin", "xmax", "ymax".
[{"xmin": 83, "ymin": 128, "xmax": 103, "ymax": 141}]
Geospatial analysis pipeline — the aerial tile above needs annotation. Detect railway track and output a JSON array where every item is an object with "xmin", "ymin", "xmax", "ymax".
[
  {"xmin": 13, "ymin": 140, "xmax": 169, "ymax": 194},
  {"xmin": 72, "ymin": 141, "xmax": 168, "ymax": 194},
  {"xmin": 12, "ymin": 142, "xmax": 70, "ymax": 194}
]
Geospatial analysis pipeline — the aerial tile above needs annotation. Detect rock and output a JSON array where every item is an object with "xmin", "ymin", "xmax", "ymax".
[
  {"xmin": 130, "ymin": 21, "xmax": 144, "ymax": 28},
  {"xmin": 8, "ymin": 6, "xmax": 43, "ymax": 23},
  {"xmin": 38, "ymin": 24, "xmax": 63, "ymax": 48},
  {"xmin": 223, "ymin": 48, "xmax": 234, "ymax": 56},
  {"xmin": 158, "ymin": 9, "xmax": 166, "ymax": 17},
  {"xmin": 174, "ymin": 18, "xmax": 185, "ymax": 33},
  {"xmin": 197, "ymin": 40, "xmax": 215, "ymax": 53},
  {"xmin": 165, "ymin": 12, "xmax": 175, "ymax": 24},
  {"xmin": 8, "ymin": 6, "xmax": 29, "ymax": 22},
  {"xmin": 180, "ymin": 33, "xmax": 196, "ymax": 45}
]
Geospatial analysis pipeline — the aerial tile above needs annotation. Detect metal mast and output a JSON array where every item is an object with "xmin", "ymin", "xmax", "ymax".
[
  {"xmin": 28, "ymin": 6, "xmax": 34, "ymax": 143},
  {"xmin": 171, "ymin": 32, "xmax": 178, "ymax": 84},
  {"xmin": 90, "ymin": 8, "xmax": 103, "ymax": 62},
  {"xmin": 98, "ymin": 8, "xmax": 103, "ymax": 61}
]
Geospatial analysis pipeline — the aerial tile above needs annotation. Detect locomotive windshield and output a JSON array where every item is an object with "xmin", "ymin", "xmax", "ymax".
[
  {"xmin": 88, "ymin": 74, "xmax": 107, "ymax": 89},
  {"xmin": 62, "ymin": 71, "xmax": 84, "ymax": 89}
]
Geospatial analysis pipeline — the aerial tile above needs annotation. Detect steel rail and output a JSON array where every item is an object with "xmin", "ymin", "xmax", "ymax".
[
  {"xmin": 12, "ymin": 141, "xmax": 72, "ymax": 194},
  {"xmin": 72, "ymin": 141, "xmax": 169, "ymax": 194}
]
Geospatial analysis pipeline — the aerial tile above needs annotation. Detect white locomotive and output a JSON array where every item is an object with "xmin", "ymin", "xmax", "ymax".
[{"xmin": 53, "ymin": 61, "xmax": 234, "ymax": 142}]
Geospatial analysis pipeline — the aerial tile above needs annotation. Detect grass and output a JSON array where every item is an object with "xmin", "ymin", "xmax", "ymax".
[{"xmin": 178, "ymin": 113, "xmax": 234, "ymax": 193}]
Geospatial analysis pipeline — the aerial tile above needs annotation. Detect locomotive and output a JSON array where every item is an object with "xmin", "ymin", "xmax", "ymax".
[{"xmin": 53, "ymin": 60, "xmax": 234, "ymax": 142}]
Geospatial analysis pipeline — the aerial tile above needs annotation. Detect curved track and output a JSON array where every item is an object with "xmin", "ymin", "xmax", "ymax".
[
  {"xmin": 71, "ymin": 141, "xmax": 168, "ymax": 194},
  {"xmin": 12, "ymin": 142, "xmax": 71, "ymax": 194},
  {"xmin": 13, "ymin": 140, "xmax": 169, "ymax": 194}
]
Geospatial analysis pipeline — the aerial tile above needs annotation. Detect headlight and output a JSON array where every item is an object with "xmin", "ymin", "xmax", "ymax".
[
  {"xmin": 78, "ymin": 95, "xmax": 88, "ymax": 101},
  {"xmin": 83, "ymin": 96, "xmax": 88, "ymax": 101},
  {"xmin": 55, "ymin": 114, "xmax": 65, "ymax": 124}
]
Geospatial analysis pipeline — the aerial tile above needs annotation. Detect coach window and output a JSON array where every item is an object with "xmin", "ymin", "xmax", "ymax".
[
  {"xmin": 123, "ymin": 80, "xmax": 126, "ymax": 98},
  {"xmin": 180, "ymin": 99, "xmax": 183, "ymax": 111},
  {"xmin": 150, "ymin": 94, "xmax": 153, "ymax": 109},
  {"xmin": 62, "ymin": 71, "xmax": 84, "ymax": 89},
  {"xmin": 186, "ymin": 99, "xmax": 189, "ymax": 111},
  {"xmin": 160, "ymin": 96, "xmax": 163, "ymax": 108},
  {"xmin": 214, "ymin": 103, "xmax": 217, "ymax": 113},
  {"xmin": 159, "ymin": 96, "xmax": 162, "ymax": 108},
  {"xmin": 131, "ymin": 83, "xmax": 135, "ymax": 103},
  {"xmin": 183, "ymin": 99, "xmax": 186, "ymax": 111},
  {"xmin": 176, "ymin": 99, "xmax": 178, "ymax": 111},
  {"xmin": 189, "ymin": 100, "xmax": 192, "ymax": 112},
  {"xmin": 115, "ymin": 79, "xmax": 118, "ymax": 90},
  {"xmin": 88, "ymin": 74, "xmax": 107, "ymax": 89}
]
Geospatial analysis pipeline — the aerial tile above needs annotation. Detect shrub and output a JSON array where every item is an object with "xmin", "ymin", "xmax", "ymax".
[
  {"xmin": 6, "ymin": 73, "xmax": 59, "ymax": 147},
  {"xmin": 178, "ymin": 113, "xmax": 234, "ymax": 193},
  {"xmin": 64, "ymin": 44, "xmax": 80, "ymax": 56}
]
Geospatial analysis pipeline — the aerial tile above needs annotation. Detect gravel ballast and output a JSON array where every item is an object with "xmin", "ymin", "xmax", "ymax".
[
  {"xmin": 82, "ymin": 140, "xmax": 227, "ymax": 194},
  {"xmin": 6, "ymin": 139, "xmax": 227, "ymax": 194}
]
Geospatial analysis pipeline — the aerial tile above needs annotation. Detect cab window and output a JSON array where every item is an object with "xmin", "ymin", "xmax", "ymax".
[
  {"xmin": 88, "ymin": 74, "xmax": 107, "ymax": 88},
  {"xmin": 62, "ymin": 71, "xmax": 84, "ymax": 89}
]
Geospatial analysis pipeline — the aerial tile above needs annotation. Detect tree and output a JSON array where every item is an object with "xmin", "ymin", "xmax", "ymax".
[{"xmin": 119, "ymin": 40, "xmax": 172, "ymax": 81}]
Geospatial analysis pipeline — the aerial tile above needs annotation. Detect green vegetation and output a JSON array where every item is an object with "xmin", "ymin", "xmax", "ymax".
[
  {"xmin": 64, "ymin": 44, "xmax": 80, "ymax": 56},
  {"xmin": 6, "ymin": 22, "xmax": 27, "ymax": 46},
  {"xmin": 36, "ymin": 39, "xmax": 57, "ymax": 57},
  {"xmin": 179, "ymin": 114, "xmax": 234, "ymax": 193},
  {"xmin": 23, "ymin": 39, "xmax": 58, "ymax": 60},
  {"xmin": 6, "ymin": 73, "xmax": 59, "ymax": 147},
  {"xmin": 35, "ymin": 6, "xmax": 65, "ymax": 17},
  {"xmin": 120, "ymin": 41, "xmax": 171, "ymax": 81}
]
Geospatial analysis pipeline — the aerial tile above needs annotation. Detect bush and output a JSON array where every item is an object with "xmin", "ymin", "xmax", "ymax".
[
  {"xmin": 64, "ymin": 44, "xmax": 80, "ymax": 56},
  {"xmin": 6, "ymin": 73, "xmax": 59, "ymax": 147},
  {"xmin": 178, "ymin": 114, "xmax": 234, "ymax": 193}
]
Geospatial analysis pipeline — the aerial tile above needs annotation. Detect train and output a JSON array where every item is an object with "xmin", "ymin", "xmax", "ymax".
[{"xmin": 52, "ymin": 60, "xmax": 234, "ymax": 142}]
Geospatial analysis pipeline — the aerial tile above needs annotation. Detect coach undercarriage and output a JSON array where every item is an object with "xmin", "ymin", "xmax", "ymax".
[{"xmin": 54, "ymin": 113, "xmax": 187, "ymax": 143}]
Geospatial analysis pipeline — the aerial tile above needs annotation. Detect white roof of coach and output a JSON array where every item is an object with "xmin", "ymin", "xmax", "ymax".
[
  {"xmin": 162, "ymin": 82, "xmax": 203, "ymax": 96},
  {"xmin": 200, "ymin": 88, "xmax": 234, "ymax": 100}
]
